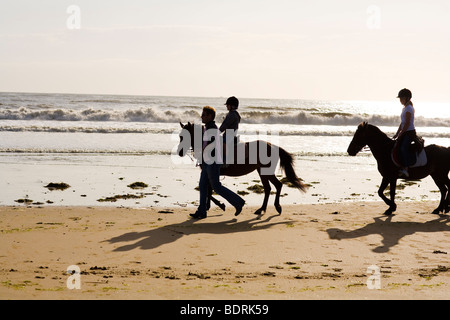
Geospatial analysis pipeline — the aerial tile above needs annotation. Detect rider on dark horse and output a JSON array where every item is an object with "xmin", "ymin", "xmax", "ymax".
[
  {"xmin": 190, "ymin": 106, "xmax": 245, "ymax": 219},
  {"xmin": 393, "ymin": 88, "xmax": 419, "ymax": 178},
  {"xmin": 220, "ymin": 96, "xmax": 241, "ymax": 165}
]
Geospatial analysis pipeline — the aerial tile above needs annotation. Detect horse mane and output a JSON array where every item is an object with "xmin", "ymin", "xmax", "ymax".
[
  {"xmin": 182, "ymin": 122, "xmax": 203, "ymax": 133},
  {"xmin": 368, "ymin": 124, "xmax": 391, "ymax": 140},
  {"xmin": 362, "ymin": 122, "xmax": 393, "ymax": 144}
]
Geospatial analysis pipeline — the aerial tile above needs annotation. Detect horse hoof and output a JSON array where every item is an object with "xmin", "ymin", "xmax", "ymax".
[
  {"xmin": 275, "ymin": 205, "xmax": 282, "ymax": 215},
  {"xmin": 383, "ymin": 209, "xmax": 393, "ymax": 216},
  {"xmin": 432, "ymin": 208, "xmax": 442, "ymax": 215},
  {"xmin": 254, "ymin": 209, "xmax": 264, "ymax": 215}
]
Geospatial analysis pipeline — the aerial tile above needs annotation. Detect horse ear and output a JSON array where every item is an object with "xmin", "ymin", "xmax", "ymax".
[
  {"xmin": 363, "ymin": 121, "xmax": 368, "ymax": 127},
  {"xmin": 187, "ymin": 122, "xmax": 192, "ymax": 127},
  {"xmin": 180, "ymin": 122, "xmax": 184, "ymax": 128}
]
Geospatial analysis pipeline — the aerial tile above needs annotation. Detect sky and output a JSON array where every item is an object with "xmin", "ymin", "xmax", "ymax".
[{"xmin": 1, "ymin": 0, "xmax": 450, "ymax": 102}]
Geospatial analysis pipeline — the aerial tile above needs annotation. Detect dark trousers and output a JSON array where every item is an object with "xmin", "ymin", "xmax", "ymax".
[
  {"xmin": 197, "ymin": 163, "xmax": 244, "ymax": 215},
  {"xmin": 399, "ymin": 130, "xmax": 417, "ymax": 167}
]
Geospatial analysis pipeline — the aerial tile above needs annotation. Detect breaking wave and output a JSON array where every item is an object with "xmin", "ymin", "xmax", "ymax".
[
  {"xmin": 0, "ymin": 107, "xmax": 201, "ymax": 123},
  {"xmin": 241, "ymin": 111, "xmax": 450, "ymax": 127},
  {"xmin": 1, "ymin": 125, "xmax": 450, "ymax": 138},
  {"xmin": 1, "ymin": 107, "xmax": 449, "ymax": 127}
]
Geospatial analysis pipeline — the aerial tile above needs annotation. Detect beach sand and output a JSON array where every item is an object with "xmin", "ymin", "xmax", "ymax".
[{"xmin": 1, "ymin": 201, "xmax": 449, "ymax": 300}]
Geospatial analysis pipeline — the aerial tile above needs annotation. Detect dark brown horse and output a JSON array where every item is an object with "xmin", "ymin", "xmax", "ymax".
[
  {"xmin": 347, "ymin": 122, "xmax": 450, "ymax": 215},
  {"xmin": 178, "ymin": 122, "xmax": 308, "ymax": 215}
]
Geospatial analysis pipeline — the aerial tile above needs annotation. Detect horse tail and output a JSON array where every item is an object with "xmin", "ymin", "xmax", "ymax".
[{"xmin": 278, "ymin": 147, "xmax": 308, "ymax": 193}]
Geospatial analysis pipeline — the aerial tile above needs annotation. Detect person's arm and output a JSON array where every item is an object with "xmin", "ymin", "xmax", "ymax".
[{"xmin": 219, "ymin": 113, "xmax": 236, "ymax": 132}]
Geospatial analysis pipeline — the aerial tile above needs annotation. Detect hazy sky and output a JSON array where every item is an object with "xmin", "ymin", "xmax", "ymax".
[{"xmin": 1, "ymin": 0, "xmax": 450, "ymax": 102}]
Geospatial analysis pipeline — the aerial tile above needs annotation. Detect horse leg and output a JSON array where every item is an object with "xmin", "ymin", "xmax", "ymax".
[
  {"xmin": 378, "ymin": 178, "xmax": 390, "ymax": 207},
  {"xmin": 431, "ymin": 175, "xmax": 448, "ymax": 214},
  {"xmin": 268, "ymin": 174, "xmax": 283, "ymax": 214},
  {"xmin": 254, "ymin": 173, "xmax": 271, "ymax": 215},
  {"xmin": 378, "ymin": 177, "xmax": 397, "ymax": 215},
  {"xmin": 387, "ymin": 179, "xmax": 398, "ymax": 215}
]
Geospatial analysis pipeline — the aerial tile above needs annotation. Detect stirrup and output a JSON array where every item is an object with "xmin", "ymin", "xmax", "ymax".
[{"xmin": 398, "ymin": 168, "xmax": 409, "ymax": 178}]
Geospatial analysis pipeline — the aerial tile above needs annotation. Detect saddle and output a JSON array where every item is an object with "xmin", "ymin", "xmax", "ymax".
[{"xmin": 392, "ymin": 135, "xmax": 427, "ymax": 168}]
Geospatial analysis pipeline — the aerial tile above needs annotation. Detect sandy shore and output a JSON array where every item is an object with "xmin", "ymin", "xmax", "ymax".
[{"xmin": 1, "ymin": 201, "xmax": 449, "ymax": 300}]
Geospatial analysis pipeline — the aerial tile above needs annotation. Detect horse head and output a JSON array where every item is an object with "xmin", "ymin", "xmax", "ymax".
[
  {"xmin": 178, "ymin": 122, "xmax": 193, "ymax": 157},
  {"xmin": 347, "ymin": 122, "xmax": 369, "ymax": 156},
  {"xmin": 177, "ymin": 121, "xmax": 204, "ymax": 158}
]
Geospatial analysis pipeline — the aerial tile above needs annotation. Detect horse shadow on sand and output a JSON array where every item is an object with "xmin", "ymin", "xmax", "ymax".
[
  {"xmin": 106, "ymin": 214, "xmax": 290, "ymax": 252},
  {"xmin": 326, "ymin": 214, "xmax": 450, "ymax": 253}
]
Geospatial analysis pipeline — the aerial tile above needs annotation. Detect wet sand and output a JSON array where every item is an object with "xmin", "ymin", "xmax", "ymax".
[{"xmin": 1, "ymin": 202, "xmax": 449, "ymax": 300}]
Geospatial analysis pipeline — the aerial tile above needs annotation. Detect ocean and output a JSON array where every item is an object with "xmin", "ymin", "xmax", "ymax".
[{"xmin": 1, "ymin": 92, "xmax": 449, "ymax": 208}]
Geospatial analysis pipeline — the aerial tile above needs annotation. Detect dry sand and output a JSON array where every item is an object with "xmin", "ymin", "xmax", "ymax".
[{"xmin": 0, "ymin": 201, "xmax": 449, "ymax": 300}]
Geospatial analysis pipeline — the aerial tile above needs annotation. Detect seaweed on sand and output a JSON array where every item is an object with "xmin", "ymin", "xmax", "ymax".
[
  {"xmin": 97, "ymin": 194, "xmax": 145, "ymax": 202},
  {"xmin": 127, "ymin": 182, "xmax": 148, "ymax": 189},
  {"xmin": 44, "ymin": 183, "xmax": 71, "ymax": 191}
]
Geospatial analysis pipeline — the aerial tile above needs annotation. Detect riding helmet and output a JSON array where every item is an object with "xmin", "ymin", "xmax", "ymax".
[
  {"xmin": 397, "ymin": 88, "xmax": 412, "ymax": 100},
  {"xmin": 225, "ymin": 96, "xmax": 239, "ymax": 109}
]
